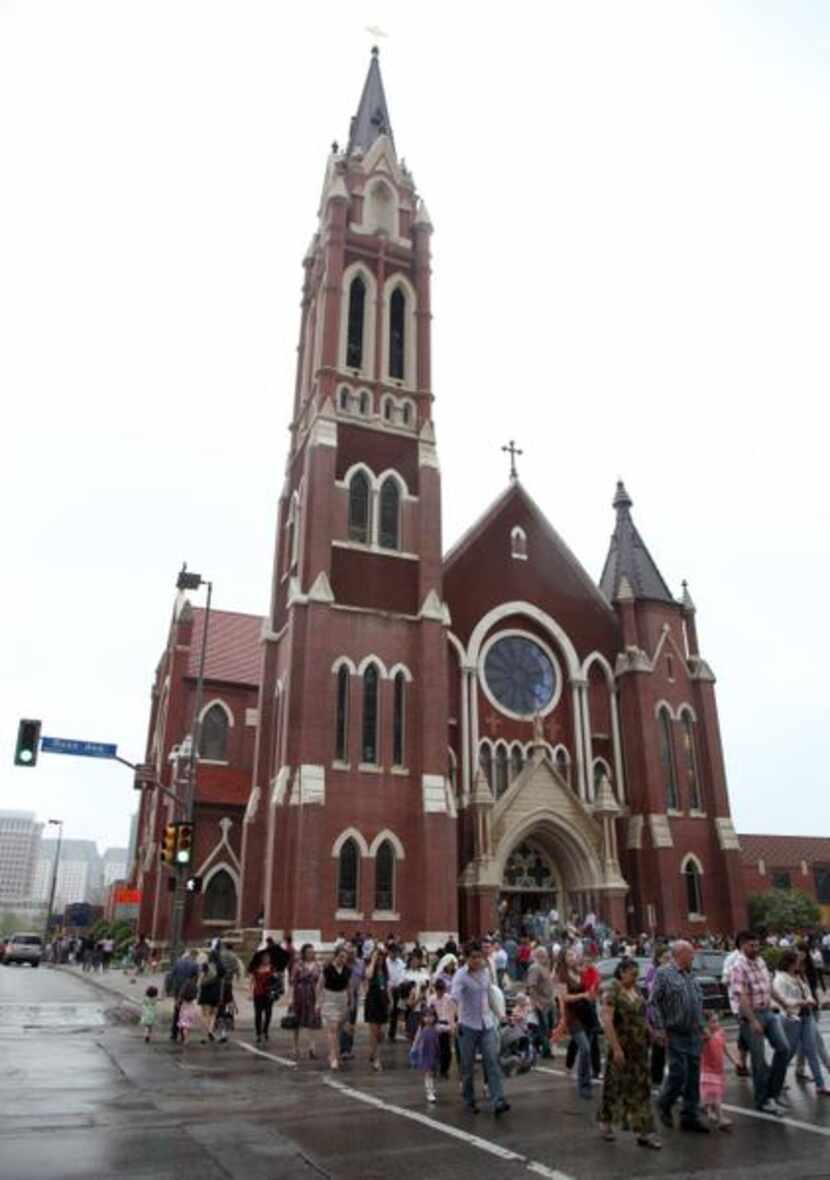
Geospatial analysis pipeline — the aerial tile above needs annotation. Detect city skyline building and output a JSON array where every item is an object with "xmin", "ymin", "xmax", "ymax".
[{"xmin": 0, "ymin": 809, "xmax": 43, "ymax": 910}]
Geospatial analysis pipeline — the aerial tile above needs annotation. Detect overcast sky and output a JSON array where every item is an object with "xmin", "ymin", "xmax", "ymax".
[{"xmin": 1, "ymin": 2, "xmax": 828, "ymax": 854}]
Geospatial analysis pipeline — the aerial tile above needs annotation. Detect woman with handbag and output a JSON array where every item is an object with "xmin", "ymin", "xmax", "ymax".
[
  {"xmin": 288, "ymin": 943, "xmax": 321, "ymax": 1060},
  {"xmin": 317, "ymin": 945, "xmax": 352, "ymax": 1071},
  {"xmin": 248, "ymin": 947, "xmax": 277, "ymax": 1045}
]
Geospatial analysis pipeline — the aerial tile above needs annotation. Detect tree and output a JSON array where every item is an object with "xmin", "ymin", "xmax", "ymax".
[{"xmin": 748, "ymin": 888, "xmax": 821, "ymax": 933}]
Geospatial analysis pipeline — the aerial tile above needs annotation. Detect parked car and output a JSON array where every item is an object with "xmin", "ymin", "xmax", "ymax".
[
  {"xmin": 0, "ymin": 938, "xmax": 7, "ymax": 961},
  {"xmin": 596, "ymin": 956, "xmax": 653, "ymax": 998},
  {"xmin": 692, "ymin": 950, "xmax": 730, "ymax": 1012},
  {"xmin": 3, "ymin": 932, "xmax": 44, "ymax": 967}
]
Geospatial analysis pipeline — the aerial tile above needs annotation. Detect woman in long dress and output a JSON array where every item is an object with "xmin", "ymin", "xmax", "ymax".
[
  {"xmin": 289, "ymin": 943, "xmax": 321, "ymax": 1060},
  {"xmin": 597, "ymin": 957, "xmax": 662, "ymax": 1150}
]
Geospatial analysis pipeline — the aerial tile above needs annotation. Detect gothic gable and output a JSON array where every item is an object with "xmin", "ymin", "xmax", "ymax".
[{"xmin": 444, "ymin": 481, "xmax": 620, "ymax": 660}]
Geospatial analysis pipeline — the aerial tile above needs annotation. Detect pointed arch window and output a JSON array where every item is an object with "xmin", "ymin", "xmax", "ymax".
[
  {"xmin": 683, "ymin": 857, "xmax": 704, "ymax": 916},
  {"xmin": 335, "ymin": 665, "xmax": 350, "ymax": 761},
  {"xmin": 203, "ymin": 869, "xmax": 236, "ymax": 922},
  {"xmin": 681, "ymin": 713, "xmax": 702, "ymax": 811},
  {"xmin": 375, "ymin": 840, "xmax": 395, "ymax": 911},
  {"xmin": 389, "ymin": 287, "xmax": 405, "ymax": 380},
  {"xmin": 348, "ymin": 471, "xmax": 370, "ymax": 544},
  {"xmin": 392, "ymin": 671, "xmax": 405, "ymax": 766},
  {"xmin": 200, "ymin": 704, "xmax": 229, "ymax": 761},
  {"xmin": 658, "ymin": 708, "xmax": 679, "ymax": 811},
  {"xmin": 346, "ymin": 275, "xmax": 366, "ymax": 369},
  {"xmin": 362, "ymin": 664, "xmax": 380, "ymax": 764},
  {"xmin": 478, "ymin": 743, "xmax": 493, "ymax": 790},
  {"xmin": 338, "ymin": 838, "xmax": 359, "ymax": 910},
  {"xmin": 495, "ymin": 745, "xmax": 509, "ymax": 800},
  {"xmin": 379, "ymin": 477, "xmax": 400, "ymax": 550},
  {"xmin": 510, "ymin": 745, "xmax": 524, "ymax": 783}
]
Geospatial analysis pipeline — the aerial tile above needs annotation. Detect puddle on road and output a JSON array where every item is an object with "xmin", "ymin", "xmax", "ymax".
[{"xmin": 0, "ymin": 1003, "xmax": 107, "ymax": 1032}]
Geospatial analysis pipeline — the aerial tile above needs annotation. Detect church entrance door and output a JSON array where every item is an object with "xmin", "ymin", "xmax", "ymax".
[{"xmin": 498, "ymin": 839, "xmax": 562, "ymax": 939}]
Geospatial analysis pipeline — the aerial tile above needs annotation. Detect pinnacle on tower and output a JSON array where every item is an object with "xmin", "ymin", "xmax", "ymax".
[
  {"xmin": 599, "ymin": 480, "xmax": 674, "ymax": 604},
  {"xmin": 347, "ymin": 46, "xmax": 395, "ymax": 155}
]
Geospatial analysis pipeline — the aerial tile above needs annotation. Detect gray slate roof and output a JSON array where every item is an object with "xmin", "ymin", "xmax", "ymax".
[
  {"xmin": 347, "ymin": 47, "xmax": 395, "ymax": 155},
  {"xmin": 599, "ymin": 481, "xmax": 675, "ymax": 604}
]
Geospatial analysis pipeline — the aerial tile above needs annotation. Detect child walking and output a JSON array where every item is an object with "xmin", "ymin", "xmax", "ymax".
[
  {"xmin": 700, "ymin": 1011, "xmax": 740, "ymax": 1129},
  {"xmin": 410, "ymin": 1005, "xmax": 440, "ymax": 1103},
  {"xmin": 177, "ymin": 979, "xmax": 200, "ymax": 1045},
  {"xmin": 140, "ymin": 985, "xmax": 159, "ymax": 1043}
]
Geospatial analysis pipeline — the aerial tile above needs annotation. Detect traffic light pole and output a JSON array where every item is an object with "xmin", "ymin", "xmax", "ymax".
[{"xmin": 168, "ymin": 573, "xmax": 212, "ymax": 965}]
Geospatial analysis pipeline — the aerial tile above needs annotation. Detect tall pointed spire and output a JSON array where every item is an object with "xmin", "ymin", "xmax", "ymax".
[
  {"xmin": 599, "ymin": 480, "xmax": 674, "ymax": 604},
  {"xmin": 347, "ymin": 46, "xmax": 395, "ymax": 155}
]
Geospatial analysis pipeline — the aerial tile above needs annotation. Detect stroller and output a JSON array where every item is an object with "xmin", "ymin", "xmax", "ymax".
[{"xmin": 498, "ymin": 1020, "xmax": 536, "ymax": 1076}]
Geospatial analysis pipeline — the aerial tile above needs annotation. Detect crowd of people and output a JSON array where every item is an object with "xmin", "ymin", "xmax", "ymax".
[
  {"xmin": 146, "ymin": 919, "xmax": 830, "ymax": 1153},
  {"xmin": 45, "ymin": 912, "xmax": 828, "ymax": 1151}
]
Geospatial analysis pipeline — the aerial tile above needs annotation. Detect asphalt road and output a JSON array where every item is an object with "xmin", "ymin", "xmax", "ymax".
[{"xmin": 1, "ymin": 964, "xmax": 830, "ymax": 1180}]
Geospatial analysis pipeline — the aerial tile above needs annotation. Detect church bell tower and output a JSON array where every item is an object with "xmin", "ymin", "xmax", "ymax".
[{"xmin": 239, "ymin": 49, "xmax": 458, "ymax": 944}]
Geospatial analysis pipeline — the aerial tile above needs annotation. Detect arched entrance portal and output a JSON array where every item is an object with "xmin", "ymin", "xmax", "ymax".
[
  {"xmin": 500, "ymin": 839, "xmax": 563, "ymax": 933},
  {"xmin": 495, "ymin": 813, "xmax": 605, "ymax": 939}
]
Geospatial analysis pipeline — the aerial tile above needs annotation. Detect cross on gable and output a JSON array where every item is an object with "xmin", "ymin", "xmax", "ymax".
[
  {"xmin": 484, "ymin": 711, "xmax": 502, "ymax": 736},
  {"xmin": 502, "ymin": 439, "xmax": 523, "ymax": 481}
]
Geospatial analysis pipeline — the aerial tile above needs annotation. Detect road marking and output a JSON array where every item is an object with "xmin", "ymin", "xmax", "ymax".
[
  {"xmin": 233, "ymin": 1039, "xmax": 297, "ymax": 1068},
  {"xmin": 324, "ymin": 1075, "xmax": 576, "ymax": 1180},
  {"xmin": 721, "ymin": 1102, "xmax": 830, "ymax": 1137}
]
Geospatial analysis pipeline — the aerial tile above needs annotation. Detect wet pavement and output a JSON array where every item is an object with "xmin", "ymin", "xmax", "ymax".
[{"xmin": 1, "ymin": 964, "xmax": 830, "ymax": 1179}]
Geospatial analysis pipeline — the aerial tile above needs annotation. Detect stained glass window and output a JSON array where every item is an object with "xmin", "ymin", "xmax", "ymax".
[
  {"xmin": 375, "ymin": 841, "xmax": 395, "ymax": 911},
  {"xmin": 200, "ymin": 704, "xmax": 229, "ymax": 761},
  {"xmin": 483, "ymin": 635, "xmax": 556, "ymax": 717},
  {"xmin": 338, "ymin": 839, "xmax": 359, "ymax": 910},
  {"xmin": 346, "ymin": 276, "xmax": 365, "ymax": 369}
]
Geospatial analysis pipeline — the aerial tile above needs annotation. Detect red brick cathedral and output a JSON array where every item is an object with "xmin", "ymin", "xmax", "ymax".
[{"xmin": 135, "ymin": 51, "xmax": 748, "ymax": 946}]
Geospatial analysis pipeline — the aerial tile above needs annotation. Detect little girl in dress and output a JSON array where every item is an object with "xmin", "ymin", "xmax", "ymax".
[
  {"xmin": 140, "ymin": 985, "xmax": 159, "ymax": 1044},
  {"xmin": 177, "ymin": 979, "xmax": 200, "ymax": 1045},
  {"xmin": 700, "ymin": 1011, "xmax": 740, "ymax": 1129},
  {"xmin": 410, "ymin": 1006, "xmax": 440, "ymax": 1103}
]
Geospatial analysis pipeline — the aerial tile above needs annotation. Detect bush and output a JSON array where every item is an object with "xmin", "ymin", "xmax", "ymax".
[{"xmin": 748, "ymin": 888, "xmax": 821, "ymax": 934}]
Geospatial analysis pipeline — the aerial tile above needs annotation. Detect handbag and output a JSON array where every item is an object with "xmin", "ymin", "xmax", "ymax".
[{"xmin": 280, "ymin": 1011, "xmax": 299, "ymax": 1030}]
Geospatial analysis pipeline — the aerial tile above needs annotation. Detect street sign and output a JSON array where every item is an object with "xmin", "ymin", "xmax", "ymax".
[{"xmin": 41, "ymin": 736, "xmax": 118, "ymax": 759}]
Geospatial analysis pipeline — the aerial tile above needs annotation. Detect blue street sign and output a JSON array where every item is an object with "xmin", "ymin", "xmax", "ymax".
[{"xmin": 40, "ymin": 736, "xmax": 118, "ymax": 759}]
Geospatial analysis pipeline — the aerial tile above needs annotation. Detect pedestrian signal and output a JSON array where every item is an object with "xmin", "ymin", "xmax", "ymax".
[
  {"xmin": 176, "ymin": 823, "xmax": 194, "ymax": 865},
  {"xmin": 161, "ymin": 823, "xmax": 178, "ymax": 865},
  {"xmin": 14, "ymin": 719, "xmax": 41, "ymax": 767},
  {"xmin": 185, "ymin": 875, "xmax": 202, "ymax": 893}
]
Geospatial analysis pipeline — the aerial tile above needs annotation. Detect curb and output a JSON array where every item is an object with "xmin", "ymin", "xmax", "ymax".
[
  {"xmin": 54, "ymin": 964, "xmax": 262, "ymax": 1029},
  {"xmin": 54, "ymin": 964, "xmax": 143, "ymax": 1010}
]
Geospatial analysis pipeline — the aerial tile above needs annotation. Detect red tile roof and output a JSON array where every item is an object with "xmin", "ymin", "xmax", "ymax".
[
  {"xmin": 186, "ymin": 607, "xmax": 263, "ymax": 686},
  {"xmin": 739, "ymin": 833, "xmax": 830, "ymax": 867}
]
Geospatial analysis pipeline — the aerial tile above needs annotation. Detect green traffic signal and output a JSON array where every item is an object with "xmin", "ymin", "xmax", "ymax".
[{"xmin": 14, "ymin": 719, "xmax": 41, "ymax": 767}]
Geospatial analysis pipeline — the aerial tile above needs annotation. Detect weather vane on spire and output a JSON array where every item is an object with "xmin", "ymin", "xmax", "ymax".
[{"xmin": 502, "ymin": 439, "xmax": 523, "ymax": 481}]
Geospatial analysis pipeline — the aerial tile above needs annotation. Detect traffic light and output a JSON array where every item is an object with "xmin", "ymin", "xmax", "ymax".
[
  {"xmin": 14, "ymin": 719, "xmax": 41, "ymax": 767},
  {"xmin": 161, "ymin": 823, "xmax": 178, "ymax": 866},
  {"xmin": 185, "ymin": 875, "xmax": 202, "ymax": 894},
  {"xmin": 176, "ymin": 823, "xmax": 194, "ymax": 865}
]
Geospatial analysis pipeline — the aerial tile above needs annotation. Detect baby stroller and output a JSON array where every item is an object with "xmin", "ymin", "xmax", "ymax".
[{"xmin": 498, "ymin": 1021, "xmax": 536, "ymax": 1076}]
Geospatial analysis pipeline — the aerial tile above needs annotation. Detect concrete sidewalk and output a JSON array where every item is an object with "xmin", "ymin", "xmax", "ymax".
[{"xmin": 54, "ymin": 962, "xmax": 287, "ymax": 1030}]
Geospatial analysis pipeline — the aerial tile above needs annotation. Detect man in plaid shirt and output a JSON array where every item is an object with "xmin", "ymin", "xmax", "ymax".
[{"xmin": 728, "ymin": 930, "xmax": 790, "ymax": 1114}]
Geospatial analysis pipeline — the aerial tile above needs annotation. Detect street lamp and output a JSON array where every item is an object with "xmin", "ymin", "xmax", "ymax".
[
  {"xmin": 168, "ymin": 563, "xmax": 213, "ymax": 962},
  {"xmin": 44, "ymin": 818, "xmax": 63, "ymax": 957}
]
